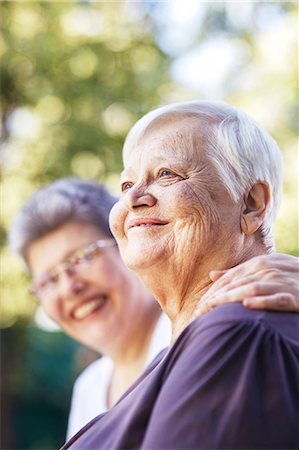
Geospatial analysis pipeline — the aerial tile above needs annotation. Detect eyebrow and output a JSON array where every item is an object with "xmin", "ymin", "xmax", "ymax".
[
  {"xmin": 36, "ymin": 241, "xmax": 96, "ymax": 278},
  {"xmin": 120, "ymin": 168, "xmax": 135, "ymax": 179},
  {"xmin": 121, "ymin": 156, "xmax": 191, "ymax": 179},
  {"xmin": 61, "ymin": 240, "xmax": 100, "ymax": 261}
]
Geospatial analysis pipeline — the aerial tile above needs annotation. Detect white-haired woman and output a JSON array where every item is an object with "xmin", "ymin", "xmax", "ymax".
[{"xmin": 61, "ymin": 101, "xmax": 299, "ymax": 450}]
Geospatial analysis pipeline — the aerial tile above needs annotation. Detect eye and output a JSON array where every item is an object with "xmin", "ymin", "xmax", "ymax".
[
  {"xmin": 37, "ymin": 279, "xmax": 48, "ymax": 291},
  {"xmin": 69, "ymin": 254, "xmax": 84, "ymax": 267},
  {"xmin": 121, "ymin": 182, "xmax": 133, "ymax": 193},
  {"xmin": 159, "ymin": 169, "xmax": 173, "ymax": 177},
  {"xmin": 48, "ymin": 273, "xmax": 59, "ymax": 285}
]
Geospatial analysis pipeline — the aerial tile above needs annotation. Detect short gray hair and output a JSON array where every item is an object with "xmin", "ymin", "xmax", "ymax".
[
  {"xmin": 123, "ymin": 100, "xmax": 284, "ymax": 248},
  {"xmin": 9, "ymin": 178, "xmax": 118, "ymax": 262}
]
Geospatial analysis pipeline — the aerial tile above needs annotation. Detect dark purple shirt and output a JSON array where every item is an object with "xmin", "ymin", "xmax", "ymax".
[{"xmin": 61, "ymin": 304, "xmax": 299, "ymax": 449}]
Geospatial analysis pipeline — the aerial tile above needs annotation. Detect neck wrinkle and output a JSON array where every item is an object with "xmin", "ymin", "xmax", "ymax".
[
  {"xmin": 170, "ymin": 281, "xmax": 212, "ymax": 343},
  {"xmin": 142, "ymin": 249, "xmax": 271, "ymax": 344}
]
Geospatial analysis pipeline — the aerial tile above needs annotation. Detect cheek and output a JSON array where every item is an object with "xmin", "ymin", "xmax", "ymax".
[
  {"xmin": 179, "ymin": 182, "xmax": 221, "ymax": 231},
  {"xmin": 93, "ymin": 251, "xmax": 127, "ymax": 287},
  {"xmin": 109, "ymin": 201, "xmax": 126, "ymax": 241},
  {"xmin": 87, "ymin": 256, "xmax": 116, "ymax": 288},
  {"xmin": 41, "ymin": 299, "xmax": 60, "ymax": 322}
]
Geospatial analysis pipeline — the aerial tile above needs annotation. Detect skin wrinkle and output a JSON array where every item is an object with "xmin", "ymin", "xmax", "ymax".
[
  {"xmin": 121, "ymin": 128, "xmax": 208, "ymax": 191},
  {"xmin": 150, "ymin": 159, "xmax": 219, "ymax": 289},
  {"xmin": 133, "ymin": 115, "xmax": 207, "ymax": 163},
  {"xmin": 183, "ymin": 178, "xmax": 221, "ymax": 234},
  {"xmin": 169, "ymin": 191, "xmax": 218, "ymax": 303},
  {"xmin": 111, "ymin": 118, "xmax": 252, "ymax": 338},
  {"xmin": 175, "ymin": 125, "xmax": 238, "ymax": 208},
  {"xmin": 118, "ymin": 179, "xmax": 209, "ymax": 312}
]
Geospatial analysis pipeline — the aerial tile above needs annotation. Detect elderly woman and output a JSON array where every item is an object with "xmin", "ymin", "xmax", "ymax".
[
  {"xmin": 10, "ymin": 179, "xmax": 296, "ymax": 442},
  {"xmin": 61, "ymin": 101, "xmax": 299, "ymax": 450}
]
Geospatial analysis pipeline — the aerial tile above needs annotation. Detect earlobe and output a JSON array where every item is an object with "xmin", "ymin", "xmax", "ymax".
[{"xmin": 240, "ymin": 182, "xmax": 271, "ymax": 235}]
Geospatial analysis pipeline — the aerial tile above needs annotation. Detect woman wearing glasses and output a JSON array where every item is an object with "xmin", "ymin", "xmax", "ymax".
[{"xmin": 9, "ymin": 177, "xmax": 298, "ymax": 440}]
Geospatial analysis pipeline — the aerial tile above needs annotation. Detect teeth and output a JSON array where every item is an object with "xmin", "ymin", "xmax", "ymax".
[
  {"xmin": 73, "ymin": 298, "xmax": 105, "ymax": 320},
  {"xmin": 131, "ymin": 222, "xmax": 164, "ymax": 229}
]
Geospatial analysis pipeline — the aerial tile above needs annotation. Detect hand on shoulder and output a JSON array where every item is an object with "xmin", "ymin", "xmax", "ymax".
[{"xmin": 194, "ymin": 253, "xmax": 299, "ymax": 318}]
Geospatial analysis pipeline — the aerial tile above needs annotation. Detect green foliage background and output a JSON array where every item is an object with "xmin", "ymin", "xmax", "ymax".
[
  {"xmin": 0, "ymin": 2, "xmax": 298, "ymax": 449},
  {"xmin": 1, "ymin": 1, "xmax": 174, "ymax": 329}
]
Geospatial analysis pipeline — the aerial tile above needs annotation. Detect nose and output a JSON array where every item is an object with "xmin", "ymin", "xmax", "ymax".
[
  {"xmin": 125, "ymin": 183, "xmax": 157, "ymax": 210},
  {"xmin": 57, "ymin": 271, "xmax": 85, "ymax": 299}
]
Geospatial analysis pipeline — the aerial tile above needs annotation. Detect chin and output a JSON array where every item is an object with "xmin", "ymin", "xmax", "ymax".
[
  {"xmin": 121, "ymin": 245, "xmax": 161, "ymax": 273},
  {"xmin": 126, "ymin": 258, "xmax": 149, "ymax": 272}
]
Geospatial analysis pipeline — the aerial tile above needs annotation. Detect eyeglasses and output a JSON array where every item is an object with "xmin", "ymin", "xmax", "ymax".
[{"xmin": 30, "ymin": 238, "xmax": 116, "ymax": 299}]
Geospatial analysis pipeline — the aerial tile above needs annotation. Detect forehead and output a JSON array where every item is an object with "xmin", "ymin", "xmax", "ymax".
[
  {"xmin": 123, "ymin": 116, "xmax": 210, "ymax": 169},
  {"xmin": 27, "ymin": 221, "xmax": 105, "ymax": 277}
]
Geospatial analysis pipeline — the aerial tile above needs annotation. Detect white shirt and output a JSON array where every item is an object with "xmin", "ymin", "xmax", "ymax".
[{"xmin": 66, "ymin": 314, "xmax": 172, "ymax": 439}]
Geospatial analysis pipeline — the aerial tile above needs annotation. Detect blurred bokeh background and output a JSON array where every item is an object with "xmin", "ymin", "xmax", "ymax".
[{"xmin": 0, "ymin": 1, "xmax": 298, "ymax": 449}]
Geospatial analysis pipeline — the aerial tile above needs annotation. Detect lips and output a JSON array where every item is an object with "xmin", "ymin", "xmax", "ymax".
[
  {"xmin": 72, "ymin": 295, "xmax": 107, "ymax": 320},
  {"xmin": 127, "ymin": 218, "xmax": 168, "ymax": 231}
]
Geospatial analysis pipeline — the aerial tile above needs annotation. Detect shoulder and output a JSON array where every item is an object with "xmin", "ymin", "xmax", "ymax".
[
  {"xmin": 186, "ymin": 303, "xmax": 299, "ymax": 349},
  {"xmin": 163, "ymin": 304, "xmax": 299, "ymax": 380},
  {"xmin": 141, "ymin": 306, "xmax": 299, "ymax": 449}
]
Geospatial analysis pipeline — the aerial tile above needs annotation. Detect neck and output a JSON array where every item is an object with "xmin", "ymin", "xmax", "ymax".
[
  {"xmin": 138, "ymin": 261, "xmax": 213, "ymax": 342},
  {"xmin": 113, "ymin": 301, "xmax": 161, "ymax": 367},
  {"xmin": 137, "ymin": 242, "xmax": 271, "ymax": 342},
  {"xmin": 170, "ymin": 284, "xmax": 211, "ymax": 342},
  {"xmin": 107, "ymin": 303, "xmax": 161, "ymax": 408}
]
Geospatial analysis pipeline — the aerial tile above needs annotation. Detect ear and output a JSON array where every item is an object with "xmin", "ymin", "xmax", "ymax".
[{"xmin": 240, "ymin": 182, "xmax": 271, "ymax": 235}]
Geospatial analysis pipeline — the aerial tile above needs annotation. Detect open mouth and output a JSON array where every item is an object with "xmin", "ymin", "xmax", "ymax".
[{"xmin": 73, "ymin": 295, "xmax": 107, "ymax": 320}]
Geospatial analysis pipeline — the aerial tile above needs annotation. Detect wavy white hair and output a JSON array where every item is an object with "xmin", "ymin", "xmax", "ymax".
[{"xmin": 123, "ymin": 100, "xmax": 283, "ymax": 249}]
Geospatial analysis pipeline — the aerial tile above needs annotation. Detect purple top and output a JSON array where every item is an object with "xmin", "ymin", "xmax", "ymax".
[{"xmin": 61, "ymin": 304, "xmax": 299, "ymax": 449}]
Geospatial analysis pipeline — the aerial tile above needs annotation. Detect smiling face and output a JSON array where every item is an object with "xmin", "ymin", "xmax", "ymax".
[
  {"xmin": 27, "ymin": 220, "xmax": 155, "ymax": 355},
  {"xmin": 109, "ymin": 116, "xmax": 244, "ymax": 309}
]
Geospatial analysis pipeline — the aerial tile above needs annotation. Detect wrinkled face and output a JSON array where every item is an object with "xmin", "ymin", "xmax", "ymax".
[
  {"xmin": 27, "ymin": 221, "xmax": 152, "ymax": 354},
  {"xmin": 109, "ymin": 117, "xmax": 242, "ymax": 279}
]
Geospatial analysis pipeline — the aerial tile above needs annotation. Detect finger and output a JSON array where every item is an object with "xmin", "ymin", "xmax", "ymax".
[
  {"xmin": 195, "ymin": 283, "xmax": 299, "ymax": 319},
  {"xmin": 208, "ymin": 261, "xmax": 297, "ymax": 298},
  {"xmin": 233, "ymin": 253, "xmax": 299, "ymax": 276},
  {"xmin": 204, "ymin": 274, "xmax": 269, "ymax": 300},
  {"xmin": 243, "ymin": 293, "xmax": 298, "ymax": 312},
  {"xmin": 206, "ymin": 261, "xmax": 272, "ymax": 294},
  {"xmin": 204, "ymin": 270, "xmax": 238, "ymax": 296},
  {"xmin": 198, "ymin": 277, "xmax": 254, "ymax": 318},
  {"xmin": 193, "ymin": 299, "xmax": 213, "ymax": 318},
  {"xmin": 209, "ymin": 260, "xmax": 270, "ymax": 293},
  {"xmin": 207, "ymin": 281, "xmax": 285, "ymax": 308},
  {"xmin": 211, "ymin": 254, "xmax": 299, "ymax": 288}
]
